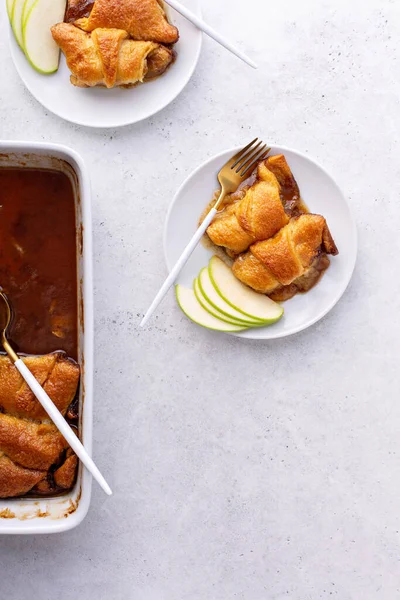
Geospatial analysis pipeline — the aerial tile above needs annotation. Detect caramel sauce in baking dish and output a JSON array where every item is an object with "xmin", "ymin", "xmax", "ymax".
[{"xmin": 0, "ymin": 168, "xmax": 78, "ymax": 360}]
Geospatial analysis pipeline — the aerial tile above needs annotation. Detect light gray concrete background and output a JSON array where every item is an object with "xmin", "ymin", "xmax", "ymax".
[{"xmin": 1, "ymin": 0, "xmax": 400, "ymax": 598}]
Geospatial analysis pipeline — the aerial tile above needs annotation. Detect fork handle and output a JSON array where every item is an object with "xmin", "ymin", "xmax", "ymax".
[{"xmin": 140, "ymin": 207, "xmax": 218, "ymax": 327}]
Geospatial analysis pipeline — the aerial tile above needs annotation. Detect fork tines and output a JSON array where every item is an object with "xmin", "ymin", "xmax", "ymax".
[{"xmin": 230, "ymin": 138, "xmax": 271, "ymax": 178}]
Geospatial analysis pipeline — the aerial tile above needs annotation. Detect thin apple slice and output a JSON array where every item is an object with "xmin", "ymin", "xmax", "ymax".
[
  {"xmin": 22, "ymin": 0, "xmax": 36, "ymax": 26},
  {"xmin": 23, "ymin": 0, "xmax": 67, "ymax": 74},
  {"xmin": 198, "ymin": 267, "xmax": 261, "ymax": 325},
  {"xmin": 7, "ymin": 0, "xmax": 14, "ymax": 20},
  {"xmin": 176, "ymin": 285, "xmax": 248, "ymax": 332},
  {"xmin": 208, "ymin": 256, "xmax": 284, "ymax": 324},
  {"xmin": 194, "ymin": 278, "xmax": 252, "ymax": 327},
  {"xmin": 11, "ymin": 0, "xmax": 25, "ymax": 49}
]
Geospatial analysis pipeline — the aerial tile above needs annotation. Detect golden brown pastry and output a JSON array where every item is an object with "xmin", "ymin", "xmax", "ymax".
[
  {"xmin": 0, "ymin": 352, "xmax": 80, "ymax": 420},
  {"xmin": 33, "ymin": 448, "xmax": 79, "ymax": 495},
  {"xmin": 0, "ymin": 453, "xmax": 44, "ymax": 499},
  {"xmin": 51, "ymin": 23, "xmax": 172, "ymax": 88},
  {"xmin": 265, "ymin": 154, "xmax": 301, "ymax": 213},
  {"xmin": 74, "ymin": 0, "xmax": 179, "ymax": 43},
  {"xmin": 206, "ymin": 162, "xmax": 290, "ymax": 255},
  {"xmin": 0, "ymin": 353, "xmax": 80, "ymax": 498},
  {"xmin": 0, "ymin": 414, "xmax": 69, "ymax": 471},
  {"xmin": 232, "ymin": 214, "xmax": 338, "ymax": 295},
  {"xmin": 54, "ymin": 449, "xmax": 79, "ymax": 489}
]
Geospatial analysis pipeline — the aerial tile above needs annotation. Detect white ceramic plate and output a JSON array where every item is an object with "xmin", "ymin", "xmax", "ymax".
[
  {"xmin": 8, "ymin": 1, "xmax": 202, "ymax": 128},
  {"xmin": 164, "ymin": 145, "xmax": 357, "ymax": 339}
]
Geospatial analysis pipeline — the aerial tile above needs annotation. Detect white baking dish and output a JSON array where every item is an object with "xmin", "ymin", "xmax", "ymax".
[{"xmin": 0, "ymin": 141, "xmax": 93, "ymax": 534}]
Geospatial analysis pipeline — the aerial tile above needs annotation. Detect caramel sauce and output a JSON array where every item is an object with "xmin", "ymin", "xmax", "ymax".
[
  {"xmin": 0, "ymin": 168, "xmax": 78, "ymax": 360},
  {"xmin": 65, "ymin": 0, "xmax": 94, "ymax": 22}
]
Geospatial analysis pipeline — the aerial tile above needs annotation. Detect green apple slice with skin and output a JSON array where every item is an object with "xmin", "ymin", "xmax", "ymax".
[
  {"xmin": 194, "ymin": 277, "xmax": 253, "ymax": 327},
  {"xmin": 11, "ymin": 0, "xmax": 26, "ymax": 49},
  {"xmin": 7, "ymin": 0, "xmax": 15, "ymax": 20},
  {"xmin": 198, "ymin": 267, "xmax": 262, "ymax": 326},
  {"xmin": 22, "ymin": 0, "xmax": 36, "ymax": 26},
  {"xmin": 23, "ymin": 0, "xmax": 67, "ymax": 74},
  {"xmin": 176, "ymin": 285, "xmax": 248, "ymax": 333},
  {"xmin": 208, "ymin": 256, "xmax": 284, "ymax": 324}
]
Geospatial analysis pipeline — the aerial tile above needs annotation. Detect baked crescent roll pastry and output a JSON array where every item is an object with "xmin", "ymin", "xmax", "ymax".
[
  {"xmin": 0, "ymin": 353, "xmax": 80, "ymax": 498},
  {"xmin": 51, "ymin": 24, "xmax": 172, "ymax": 88},
  {"xmin": 0, "ymin": 352, "xmax": 80, "ymax": 420},
  {"xmin": 206, "ymin": 162, "xmax": 289, "ymax": 255},
  {"xmin": 265, "ymin": 154, "xmax": 301, "ymax": 212},
  {"xmin": 0, "ymin": 413, "xmax": 69, "ymax": 471},
  {"xmin": 0, "ymin": 453, "xmax": 44, "ymax": 499},
  {"xmin": 74, "ymin": 0, "xmax": 179, "ymax": 43},
  {"xmin": 232, "ymin": 214, "xmax": 338, "ymax": 295}
]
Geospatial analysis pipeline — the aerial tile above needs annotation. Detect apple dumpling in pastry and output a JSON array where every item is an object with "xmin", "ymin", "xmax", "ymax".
[
  {"xmin": 204, "ymin": 154, "xmax": 339, "ymax": 302},
  {"xmin": 0, "ymin": 352, "xmax": 80, "ymax": 498},
  {"xmin": 51, "ymin": 23, "xmax": 174, "ymax": 88},
  {"xmin": 54, "ymin": 0, "xmax": 178, "ymax": 88},
  {"xmin": 232, "ymin": 214, "xmax": 338, "ymax": 300},
  {"xmin": 207, "ymin": 164, "xmax": 290, "ymax": 255}
]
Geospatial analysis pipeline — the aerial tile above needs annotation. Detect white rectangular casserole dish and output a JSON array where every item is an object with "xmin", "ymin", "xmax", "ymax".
[{"xmin": 0, "ymin": 141, "xmax": 93, "ymax": 534}]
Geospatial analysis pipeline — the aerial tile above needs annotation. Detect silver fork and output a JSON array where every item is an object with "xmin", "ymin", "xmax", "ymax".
[{"xmin": 140, "ymin": 139, "xmax": 270, "ymax": 327}]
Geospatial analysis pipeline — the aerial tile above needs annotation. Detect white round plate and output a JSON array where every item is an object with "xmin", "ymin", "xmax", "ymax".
[
  {"xmin": 164, "ymin": 145, "xmax": 357, "ymax": 339},
  {"xmin": 8, "ymin": 1, "xmax": 202, "ymax": 128}
]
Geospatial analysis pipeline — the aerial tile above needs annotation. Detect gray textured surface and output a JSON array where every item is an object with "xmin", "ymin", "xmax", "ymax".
[{"xmin": 1, "ymin": 0, "xmax": 400, "ymax": 598}]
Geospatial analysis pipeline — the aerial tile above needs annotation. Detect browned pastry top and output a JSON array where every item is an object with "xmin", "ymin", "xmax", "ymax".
[
  {"xmin": 0, "ymin": 353, "xmax": 80, "ymax": 499},
  {"xmin": 51, "ymin": 23, "xmax": 173, "ymax": 88},
  {"xmin": 0, "ymin": 414, "xmax": 69, "ymax": 471},
  {"xmin": 206, "ymin": 154, "xmax": 338, "ymax": 301},
  {"xmin": 206, "ymin": 162, "xmax": 290, "ymax": 255},
  {"xmin": 232, "ymin": 214, "xmax": 338, "ymax": 299},
  {"xmin": 74, "ymin": 0, "xmax": 179, "ymax": 43},
  {"xmin": 0, "ymin": 453, "xmax": 44, "ymax": 500},
  {"xmin": 0, "ymin": 353, "xmax": 80, "ymax": 420}
]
